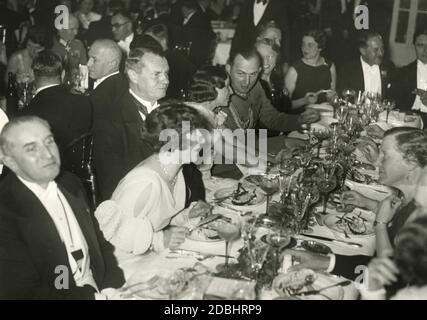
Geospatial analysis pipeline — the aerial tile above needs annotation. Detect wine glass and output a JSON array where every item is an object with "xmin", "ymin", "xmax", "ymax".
[
  {"xmin": 342, "ymin": 88, "xmax": 356, "ymax": 104},
  {"xmin": 258, "ymin": 175, "xmax": 279, "ymax": 215},
  {"xmin": 312, "ymin": 129, "xmax": 331, "ymax": 159},
  {"xmin": 278, "ymin": 159, "xmax": 297, "ymax": 203},
  {"xmin": 382, "ymin": 99, "xmax": 396, "ymax": 124},
  {"xmin": 317, "ymin": 164, "xmax": 338, "ymax": 215},
  {"xmin": 266, "ymin": 229, "xmax": 291, "ymax": 276},
  {"xmin": 216, "ymin": 220, "xmax": 241, "ymax": 277}
]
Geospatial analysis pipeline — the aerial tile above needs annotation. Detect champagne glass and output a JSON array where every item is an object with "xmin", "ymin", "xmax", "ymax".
[
  {"xmin": 312, "ymin": 129, "xmax": 331, "ymax": 158},
  {"xmin": 382, "ymin": 99, "xmax": 396, "ymax": 124},
  {"xmin": 216, "ymin": 220, "xmax": 241, "ymax": 277}
]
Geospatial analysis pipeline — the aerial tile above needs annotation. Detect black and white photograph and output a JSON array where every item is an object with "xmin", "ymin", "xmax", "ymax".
[{"xmin": 1, "ymin": 0, "xmax": 427, "ymax": 303}]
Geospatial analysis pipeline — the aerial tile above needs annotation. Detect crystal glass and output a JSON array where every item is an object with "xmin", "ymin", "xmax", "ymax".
[
  {"xmin": 342, "ymin": 88, "xmax": 356, "ymax": 104},
  {"xmin": 216, "ymin": 220, "xmax": 241, "ymax": 276},
  {"xmin": 382, "ymin": 99, "xmax": 396, "ymax": 124},
  {"xmin": 257, "ymin": 175, "xmax": 279, "ymax": 214}
]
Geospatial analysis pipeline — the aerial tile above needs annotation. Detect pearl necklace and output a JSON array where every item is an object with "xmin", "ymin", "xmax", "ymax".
[{"xmin": 159, "ymin": 162, "xmax": 178, "ymax": 187}]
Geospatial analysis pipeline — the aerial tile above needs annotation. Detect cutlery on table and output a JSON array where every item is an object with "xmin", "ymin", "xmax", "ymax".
[
  {"xmin": 187, "ymin": 214, "xmax": 222, "ymax": 233},
  {"xmin": 300, "ymin": 234, "xmax": 363, "ymax": 248},
  {"xmin": 291, "ymin": 280, "xmax": 352, "ymax": 297}
]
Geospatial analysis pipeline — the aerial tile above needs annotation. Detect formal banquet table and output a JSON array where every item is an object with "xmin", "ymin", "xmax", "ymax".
[{"xmin": 117, "ymin": 103, "xmax": 423, "ymax": 300}]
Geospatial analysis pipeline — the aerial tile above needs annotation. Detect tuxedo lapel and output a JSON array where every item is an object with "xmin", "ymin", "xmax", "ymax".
[{"xmin": 356, "ymin": 59, "xmax": 365, "ymax": 92}]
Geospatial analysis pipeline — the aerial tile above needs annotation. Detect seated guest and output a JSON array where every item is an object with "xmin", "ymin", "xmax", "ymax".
[
  {"xmin": 74, "ymin": 0, "xmax": 102, "ymax": 30},
  {"xmin": 111, "ymin": 10, "xmax": 134, "ymax": 56},
  {"xmin": 361, "ymin": 214, "xmax": 427, "ymax": 300},
  {"xmin": 394, "ymin": 28, "xmax": 427, "ymax": 125},
  {"xmin": 92, "ymin": 44, "xmax": 169, "ymax": 201},
  {"xmin": 285, "ymin": 29, "xmax": 337, "ymax": 113},
  {"xmin": 0, "ymin": 116, "xmax": 125, "ymax": 299},
  {"xmin": 144, "ymin": 23, "xmax": 196, "ymax": 99},
  {"xmin": 282, "ymin": 127, "xmax": 427, "ymax": 281},
  {"xmin": 85, "ymin": 0, "xmax": 125, "ymax": 46},
  {"xmin": 255, "ymin": 38, "xmax": 291, "ymax": 114},
  {"xmin": 52, "ymin": 14, "xmax": 88, "ymax": 68},
  {"xmin": 5, "ymin": 25, "xmax": 49, "ymax": 85},
  {"xmin": 338, "ymin": 31, "xmax": 394, "ymax": 99},
  {"xmin": 223, "ymin": 47, "xmax": 319, "ymax": 132},
  {"xmin": 187, "ymin": 65, "xmax": 230, "ymax": 128},
  {"xmin": 95, "ymin": 104, "xmax": 212, "ymax": 263},
  {"xmin": 24, "ymin": 51, "xmax": 92, "ymax": 153}
]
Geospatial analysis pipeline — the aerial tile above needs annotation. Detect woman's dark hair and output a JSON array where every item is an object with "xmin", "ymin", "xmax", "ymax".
[
  {"xmin": 256, "ymin": 20, "xmax": 281, "ymax": 39},
  {"xmin": 188, "ymin": 66, "xmax": 228, "ymax": 103},
  {"xmin": 302, "ymin": 29, "xmax": 327, "ymax": 50},
  {"xmin": 141, "ymin": 103, "xmax": 213, "ymax": 153},
  {"xmin": 384, "ymin": 127, "xmax": 427, "ymax": 167},
  {"xmin": 395, "ymin": 215, "xmax": 427, "ymax": 286},
  {"xmin": 25, "ymin": 25, "xmax": 51, "ymax": 49},
  {"xmin": 413, "ymin": 27, "xmax": 427, "ymax": 44}
]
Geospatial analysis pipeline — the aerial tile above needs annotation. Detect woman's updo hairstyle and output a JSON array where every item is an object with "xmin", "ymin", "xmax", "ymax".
[{"xmin": 187, "ymin": 65, "xmax": 228, "ymax": 103}]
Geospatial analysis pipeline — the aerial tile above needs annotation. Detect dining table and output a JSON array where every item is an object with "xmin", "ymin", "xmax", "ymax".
[{"xmin": 117, "ymin": 102, "xmax": 422, "ymax": 300}]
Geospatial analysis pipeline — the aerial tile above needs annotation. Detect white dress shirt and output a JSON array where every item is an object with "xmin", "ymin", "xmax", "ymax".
[
  {"xmin": 19, "ymin": 178, "xmax": 98, "ymax": 292},
  {"xmin": 360, "ymin": 56, "xmax": 382, "ymax": 95},
  {"xmin": 253, "ymin": 0, "xmax": 269, "ymax": 26},
  {"xmin": 129, "ymin": 89, "xmax": 159, "ymax": 120},
  {"xmin": 118, "ymin": 33, "xmax": 134, "ymax": 56},
  {"xmin": 412, "ymin": 59, "xmax": 427, "ymax": 113},
  {"xmin": 93, "ymin": 71, "xmax": 120, "ymax": 90}
]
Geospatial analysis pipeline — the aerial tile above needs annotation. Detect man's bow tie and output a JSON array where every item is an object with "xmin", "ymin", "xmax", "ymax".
[{"xmin": 256, "ymin": 0, "xmax": 267, "ymax": 5}]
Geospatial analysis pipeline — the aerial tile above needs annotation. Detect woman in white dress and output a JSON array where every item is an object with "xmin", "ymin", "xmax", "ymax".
[{"xmin": 95, "ymin": 103, "xmax": 213, "ymax": 265}]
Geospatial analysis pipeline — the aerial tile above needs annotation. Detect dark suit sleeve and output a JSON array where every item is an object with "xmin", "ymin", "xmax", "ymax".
[
  {"xmin": 332, "ymin": 254, "xmax": 372, "ymax": 281},
  {"xmin": 183, "ymin": 163, "xmax": 206, "ymax": 207}
]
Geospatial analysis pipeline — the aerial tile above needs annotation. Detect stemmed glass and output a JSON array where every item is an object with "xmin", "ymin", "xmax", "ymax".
[
  {"xmin": 382, "ymin": 99, "xmax": 396, "ymax": 124},
  {"xmin": 342, "ymin": 88, "xmax": 356, "ymax": 104},
  {"xmin": 278, "ymin": 159, "xmax": 297, "ymax": 204},
  {"xmin": 216, "ymin": 219, "xmax": 241, "ymax": 277},
  {"xmin": 16, "ymin": 79, "xmax": 34, "ymax": 109},
  {"xmin": 258, "ymin": 175, "xmax": 280, "ymax": 214},
  {"xmin": 312, "ymin": 129, "xmax": 331, "ymax": 159},
  {"xmin": 317, "ymin": 164, "xmax": 338, "ymax": 215},
  {"xmin": 266, "ymin": 229, "xmax": 291, "ymax": 276}
]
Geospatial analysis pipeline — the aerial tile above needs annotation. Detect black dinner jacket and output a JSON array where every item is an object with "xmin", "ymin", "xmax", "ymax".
[
  {"xmin": 338, "ymin": 58, "xmax": 395, "ymax": 98},
  {"xmin": 231, "ymin": 0, "xmax": 291, "ymax": 62},
  {"xmin": 393, "ymin": 60, "xmax": 417, "ymax": 111},
  {"xmin": 24, "ymin": 85, "xmax": 92, "ymax": 151},
  {"xmin": 0, "ymin": 172, "xmax": 125, "ymax": 300}
]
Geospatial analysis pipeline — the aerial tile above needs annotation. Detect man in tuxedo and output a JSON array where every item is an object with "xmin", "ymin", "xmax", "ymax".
[
  {"xmin": 25, "ymin": 51, "xmax": 92, "ymax": 153},
  {"xmin": 0, "ymin": 116, "xmax": 125, "ymax": 299},
  {"xmin": 93, "ymin": 45, "xmax": 169, "ymax": 201},
  {"xmin": 175, "ymin": 0, "xmax": 215, "ymax": 68},
  {"xmin": 394, "ymin": 28, "xmax": 427, "ymax": 125},
  {"xmin": 111, "ymin": 11, "xmax": 134, "ymax": 56},
  {"xmin": 338, "ymin": 31, "xmax": 394, "ymax": 98},
  {"xmin": 231, "ymin": 0, "xmax": 290, "ymax": 64}
]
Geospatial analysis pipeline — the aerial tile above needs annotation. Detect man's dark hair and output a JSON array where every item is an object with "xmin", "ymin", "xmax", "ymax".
[
  {"xmin": 32, "ymin": 51, "xmax": 63, "ymax": 78},
  {"xmin": 126, "ymin": 45, "xmax": 165, "ymax": 73},
  {"xmin": 228, "ymin": 46, "xmax": 261, "ymax": 66},
  {"xmin": 413, "ymin": 26, "xmax": 427, "ymax": 44},
  {"xmin": 357, "ymin": 30, "xmax": 383, "ymax": 49}
]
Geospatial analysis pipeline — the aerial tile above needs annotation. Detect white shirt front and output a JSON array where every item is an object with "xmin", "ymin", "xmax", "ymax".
[
  {"xmin": 412, "ymin": 59, "xmax": 427, "ymax": 113},
  {"xmin": 118, "ymin": 33, "xmax": 134, "ymax": 56},
  {"xmin": 253, "ymin": 0, "xmax": 269, "ymax": 26},
  {"xmin": 93, "ymin": 71, "xmax": 120, "ymax": 90},
  {"xmin": 183, "ymin": 11, "xmax": 196, "ymax": 25},
  {"xmin": 129, "ymin": 89, "xmax": 159, "ymax": 121},
  {"xmin": 18, "ymin": 178, "xmax": 98, "ymax": 292},
  {"xmin": 360, "ymin": 56, "xmax": 382, "ymax": 96}
]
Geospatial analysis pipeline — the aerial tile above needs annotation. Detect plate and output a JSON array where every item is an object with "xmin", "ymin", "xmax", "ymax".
[
  {"xmin": 185, "ymin": 212, "xmax": 241, "ymax": 242},
  {"xmin": 323, "ymin": 210, "xmax": 375, "ymax": 238},
  {"xmin": 214, "ymin": 186, "xmax": 266, "ymax": 209},
  {"xmin": 273, "ymin": 270, "xmax": 345, "ymax": 300}
]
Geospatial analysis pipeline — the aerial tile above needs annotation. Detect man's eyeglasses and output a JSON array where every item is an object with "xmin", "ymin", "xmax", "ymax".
[{"xmin": 111, "ymin": 21, "xmax": 130, "ymax": 29}]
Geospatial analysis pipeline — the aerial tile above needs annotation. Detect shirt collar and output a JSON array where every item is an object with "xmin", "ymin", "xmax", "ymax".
[
  {"xmin": 183, "ymin": 11, "xmax": 196, "ymax": 25},
  {"xmin": 35, "ymin": 84, "xmax": 60, "ymax": 96},
  {"xmin": 93, "ymin": 71, "xmax": 120, "ymax": 89},
  {"xmin": 18, "ymin": 176, "xmax": 58, "ymax": 201},
  {"xmin": 129, "ymin": 89, "xmax": 159, "ymax": 113},
  {"xmin": 417, "ymin": 59, "xmax": 427, "ymax": 70},
  {"xmin": 118, "ymin": 33, "xmax": 134, "ymax": 46},
  {"xmin": 360, "ymin": 56, "xmax": 379, "ymax": 71}
]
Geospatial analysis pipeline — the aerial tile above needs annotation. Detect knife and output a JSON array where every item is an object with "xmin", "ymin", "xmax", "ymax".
[
  {"xmin": 172, "ymin": 249, "xmax": 234, "ymax": 259},
  {"xmin": 188, "ymin": 214, "xmax": 222, "ymax": 232},
  {"xmin": 300, "ymin": 234, "xmax": 363, "ymax": 248},
  {"xmin": 292, "ymin": 280, "xmax": 352, "ymax": 296}
]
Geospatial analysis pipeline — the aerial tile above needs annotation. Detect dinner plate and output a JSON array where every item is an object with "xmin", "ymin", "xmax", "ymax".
[
  {"xmin": 213, "ymin": 186, "xmax": 266, "ymax": 209},
  {"xmin": 323, "ymin": 210, "xmax": 375, "ymax": 238},
  {"xmin": 273, "ymin": 270, "xmax": 345, "ymax": 300}
]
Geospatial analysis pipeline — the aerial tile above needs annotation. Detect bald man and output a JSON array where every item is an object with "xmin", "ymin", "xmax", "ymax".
[
  {"xmin": 52, "ymin": 14, "xmax": 88, "ymax": 66},
  {"xmin": 88, "ymin": 39, "xmax": 129, "ymax": 201}
]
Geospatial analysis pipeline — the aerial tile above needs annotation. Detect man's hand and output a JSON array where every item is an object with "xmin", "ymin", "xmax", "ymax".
[
  {"xmin": 366, "ymin": 256, "xmax": 399, "ymax": 291},
  {"xmin": 357, "ymin": 137, "xmax": 380, "ymax": 163},
  {"xmin": 304, "ymin": 92, "xmax": 318, "ymax": 105},
  {"xmin": 299, "ymin": 109, "xmax": 320, "ymax": 124},
  {"xmin": 281, "ymin": 249, "xmax": 331, "ymax": 272},
  {"xmin": 188, "ymin": 201, "xmax": 212, "ymax": 219},
  {"xmin": 163, "ymin": 226, "xmax": 187, "ymax": 249},
  {"xmin": 376, "ymin": 195, "xmax": 403, "ymax": 224}
]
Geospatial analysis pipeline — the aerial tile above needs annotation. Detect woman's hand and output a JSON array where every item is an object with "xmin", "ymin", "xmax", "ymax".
[
  {"xmin": 299, "ymin": 108, "xmax": 320, "ymax": 124},
  {"xmin": 163, "ymin": 226, "xmax": 187, "ymax": 249},
  {"xmin": 280, "ymin": 249, "xmax": 331, "ymax": 272},
  {"xmin": 366, "ymin": 256, "xmax": 399, "ymax": 291},
  {"xmin": 188, "ymin": 201, "xmax": 212, "ymax": 219},
  {"xmin": 341, "ymin": 191, "xmax": 372, "ymax": 210},
  {"xmin": 376, "ymin": 195, "xmax": 403, "ymax": 224},
  {"xmin": 304, "ymin": 92, "xmax": 318, "ymax": 105}
]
